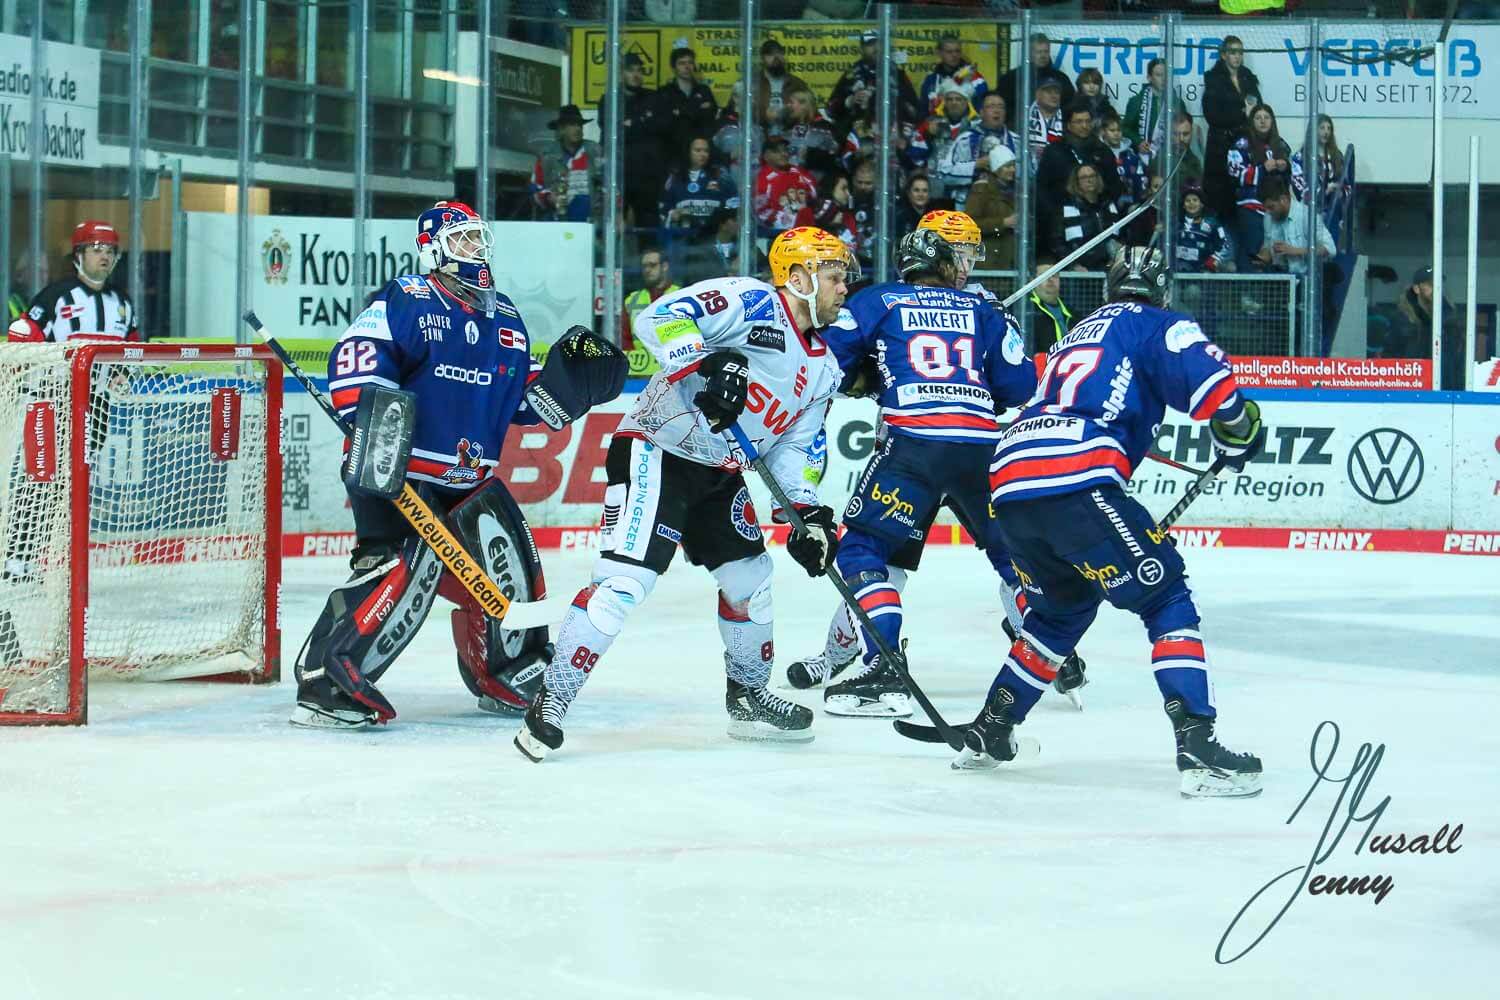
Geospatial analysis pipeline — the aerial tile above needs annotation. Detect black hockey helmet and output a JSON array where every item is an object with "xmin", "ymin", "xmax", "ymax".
[
  {"xmin": 896, "ymin": 227, "xmax": 956, "ymax": 281},
  {"xmin": 1106, "ymin": 245, "xmax": 1171, "ymax": 308}
]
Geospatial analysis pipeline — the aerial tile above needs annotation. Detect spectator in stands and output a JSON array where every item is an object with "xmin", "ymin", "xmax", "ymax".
[
  {"xmin": 754, "ymin": 135, "xmax": 818, "ymax": 236},
  {"xmin": 895, "ymin": 173, "xmax": 935, "ymax": 241},
  {"xmin": 1074, "ymin": 68, "xmax": 1117, "ymax": 131},
  {"xmin": 1051, "ymin": 163, "xmax": 1120, "ymax": 271},
  {"xmin": 1293, "ymin": 113, "xmax": 1347, "ymax": 204},
  {"xmin": 1037, "ymin": 100, "xmax": 1121, "ymax": 224},
  {"xmin": 1026, "ymin": 258, "xmax": 1075, "ymax": 353},
  {"xmin": 840, "ymin": 115, "xmax": 928, "ymax": 179},
  {"xmin": 622, "ymin": 247, "xmax": 681, "ymax": 346},
  {"xmin": 530, "ymin": 104, "xmax": 601, "ymax": 224},
  {"xmin": 997, "ymin": 33, "xmax": 1075, "ymax": 129},
  {"xmin": 1099, "ymin": 113, "xmax": 1146, "ymax": 213},
  {"xmin": 601, "ymin": 53, "xmax": 660, "ymax": 231},
  {"xmin": 1125, "ymin": 172, "xmax": 1166, "ymax": 247},
  {"xmin": 1202, "ymin": 35, "xmax": 1261, "ymax": 223},
  {"xmin": 971, "ymin": 92, "xmax": 1020, "ymax": 158},
  {"xmin": 1258, "ymin": 177, "xmax": 1338, "ymax": 350},
  {"xmin": 926, "ymin": 83, "xmax": 983, "ymax": 207},
  {"xmin": 651, "ymin": 46, "xmax": 718, "ymax": 177},
  {"xmin": 1156, "ymin": 112, "xmax": 1204, "ymax": 187},
  {"xmin": 1228, "ymin": 103, "xmax": 1294, "ymax": 271},
  {"xmin": 660, "ymin": 135, "xmax": 740, "ymax": 284},
  {"xmin": 1388, "ymin": 265, "xmax": 1463, "ymax": 387},
  {"xmin": 828, "ymin": 30, "xmax": 922, "ymax": 137},
  {"xmin": 711, "ymin": 84, "xmax": 764, "ymax": 170},
  {"xmin": 920, "ymin": 34, "xmax": 988, "ymax": 118},
  {"xmin": 794, "ymin": 171, "xmax": 860, "ymax": 252},
  {"xmin": 1176, "ymin": 184, "xmax": 1235, "ymax": 273},
  {"xmin": 848, "ymin": 157, "xmax": 878, "ymax": 270},
  {"xmin": 1123, "ymin": 58, "xmax": 1169, "ymax": 164},
  {"xmin": 6, "ymin": 255, "xmax": 39, "ymax": 323},
  {"xmin": 1026, "ymin": 79, "xmax": 1065, "ymax": 167},
  {"xmin": 779, "ymin": 86, "xmax": 840, "ymax": 178},
  {"xmin": 963, "ymin": 144, "xmax": 1019, "ymax": 272},
  {"xmin": 756, "ymin": 37, "xmax": 812, "ymax": 136}
]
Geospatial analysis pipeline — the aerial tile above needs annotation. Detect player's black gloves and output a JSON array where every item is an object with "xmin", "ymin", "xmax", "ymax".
[
  {"xmin": 525, "ymin": 325, "xmax": 628, "ymax": 430},
  {"xmin": 1210, "ymin": 397, "xmax": 1265, "ymax": 472},
  {"xmin": 695, "ymin": 350, "xmax": 750, "ymax": 433},
  {"xmin": 787, "ymin": 505, "xmax": 839, "ymax": 578}
]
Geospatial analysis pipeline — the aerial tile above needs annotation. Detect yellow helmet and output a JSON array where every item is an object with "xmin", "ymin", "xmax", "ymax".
[
  {"xmin": 768, "ymin": 227, "xmax": 861, "ymax": 287},
  {"xmin": 918, "ymin": 210, "xmax": 985, "ymax": 262}
]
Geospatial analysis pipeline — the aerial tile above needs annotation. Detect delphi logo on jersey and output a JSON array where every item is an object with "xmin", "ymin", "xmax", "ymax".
[{"xmin": 441, "ymin": 439, "xmax": 486, "ymax": 484}]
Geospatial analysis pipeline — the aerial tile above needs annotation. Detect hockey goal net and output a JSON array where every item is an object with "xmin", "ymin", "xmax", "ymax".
[{"xmin": 0, "ymin": 342, "xmax": 281, "ymax": 725}]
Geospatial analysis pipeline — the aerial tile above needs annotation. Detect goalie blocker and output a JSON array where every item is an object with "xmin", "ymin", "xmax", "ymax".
[{"xmin": 292, "ymin": 479, "xmax": 551, "ymax": 729}]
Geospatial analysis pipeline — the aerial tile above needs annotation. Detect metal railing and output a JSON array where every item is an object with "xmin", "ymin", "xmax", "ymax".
[
  {"xmin": 97, "ymin": 53, "xmax": 453, "ymax": 179},
  {"xmin": 972, "ymin": 270, "xmax": 1297, "ymax": 357}
]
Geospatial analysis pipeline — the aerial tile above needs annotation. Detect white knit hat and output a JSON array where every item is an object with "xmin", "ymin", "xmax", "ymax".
[{"xmin": 987, "ymin": 143, "xmax": 1017, "ymax": 173}]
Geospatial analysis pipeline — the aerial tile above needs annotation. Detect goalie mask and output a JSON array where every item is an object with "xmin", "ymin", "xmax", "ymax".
[{"xmin": 416, "ymin": 201, "xmax": 496, "ymax": 315}]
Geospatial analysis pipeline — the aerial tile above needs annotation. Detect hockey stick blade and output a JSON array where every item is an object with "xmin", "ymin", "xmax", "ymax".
[{"xmin": 894, "ymin": 718, "xmax": 968, "ymax": 744}]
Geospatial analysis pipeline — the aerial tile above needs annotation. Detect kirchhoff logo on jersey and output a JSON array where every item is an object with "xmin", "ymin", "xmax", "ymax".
[
  {"xmin": 434, "ymin": 363, "xmax": 492, "ymax": 386},
  {"xmin": 747, "ymin": 325, "xmax": 785, "ymax": 352},
  {"xmin": 871, "ymin": 483, "xmax": 915, "ymax": 525},
  {"xmin": 441, "ymin": 438, "xmax": 486, "ymax": 483},
  {"xmin": 262, "ymin": 229, "xmax": 291, "ymax": 285},
  {"xmin": 740, "ymin": 289, "xmax": 775, "ymax": 322},
  {"xmin": 898, "ymin": 382, "xmax": 993, "ymax": 406},
  {"xmin": 730, "ymin": 487, "xmax": 761, "ymax": 541},
  {"xmin": 899, "ymin": 307, "xmax": 975, "ymax": 334},
  {"xmin": 464, "ymin": 320, "xmax": 480, "ymax": 345}
]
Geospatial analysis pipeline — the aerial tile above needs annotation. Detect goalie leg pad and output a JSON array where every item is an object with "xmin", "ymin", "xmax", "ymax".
[
  {"xmin": 440, "ymin": 479, "xmax": 552, "ymax": 712},
  {"xmin": 295, "ymin": 534, "xmax": 443, "ymax": 723},
  {"xmin": 713, "ymin": 554, "xmax": 774, "ymax": 688}
]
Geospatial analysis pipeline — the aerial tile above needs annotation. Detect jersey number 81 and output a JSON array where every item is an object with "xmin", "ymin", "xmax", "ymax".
[{"xmin": 908, "ymin": 334, "xmax": 979, "ymax": 383}]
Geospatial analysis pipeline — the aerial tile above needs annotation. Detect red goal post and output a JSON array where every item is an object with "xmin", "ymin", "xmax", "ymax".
[{"xmin": 0, "ymin": 342, "xmax": 282, "ymax": 725}]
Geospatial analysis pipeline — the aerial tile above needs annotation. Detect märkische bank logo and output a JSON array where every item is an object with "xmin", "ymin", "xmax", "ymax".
[{"xmin": 261, "ymin": 230, "xmax": 291, "ymax": 285}]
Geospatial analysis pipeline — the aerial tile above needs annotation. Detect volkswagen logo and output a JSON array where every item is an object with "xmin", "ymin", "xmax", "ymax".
[{"xmin": 1347, "ymin": 428, "xmax": 1423, "ymax": 505}]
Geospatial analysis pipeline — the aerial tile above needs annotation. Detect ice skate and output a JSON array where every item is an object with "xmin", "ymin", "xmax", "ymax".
[
  {"xmin": 1053, "ymin": 653, "xmax": 1088, "ymax": 710},
  {"xmin": 785, "ymin": 647, "xmax": 856, "ymax": 690},
  {"xmin": 726, "ymin": 679, "xmax": 814, "ymax": 742},
  {"xmin": 952, "ymin": 688, "xmax": 1039, "ymax": 771},
  {"xmin": 289, "ymin": 675, "xmax": 382, "ymax": 731},
  {"xmin": 1165, "ymin": 699, "xmax": 1262, "ymax": 798},
  {"xmin": 514, "ymin": 681, "xmax": 566, "ymax": 762},
  {"xmin": 824, "ymin": 652, "xmax": 914, "ymax": 718}
]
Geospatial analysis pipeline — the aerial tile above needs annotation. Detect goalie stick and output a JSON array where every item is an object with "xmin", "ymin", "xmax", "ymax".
[
  {"xmin": 892, "ymin": 455, "xmax": 1229, "ymax": 746},
  {"xmin": 727, "ymin": 424, "xmax": 968, "ymax": 751},
  {"xmin": 242, "ymin": 311, "xmax": 564, "ymax": 629}
]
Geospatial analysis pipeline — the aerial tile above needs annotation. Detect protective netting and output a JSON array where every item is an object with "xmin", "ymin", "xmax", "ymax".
[{"xmin": 0, "ymin": 344, "xmax": 275, "ymax": 722}]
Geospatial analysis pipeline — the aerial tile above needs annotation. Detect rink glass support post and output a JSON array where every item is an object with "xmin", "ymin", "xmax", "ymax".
[
  {"xmin": 1302, "ymin": 19, "xmax": 1321, "ymax": 358},
  {"xmin": 1014, "ymin": 9, "xmax": 1033, "ymax": 348},
  {"xmin": 128, "ymin": 0, "xmax": 150, "ymax": 338},
  {"xmin": 736, "ymin": 0, "xmax": 757, "ymax": 278},
  {"xmin": 1431, "ymin": 24, "xmax": 1446, "ymax": 382},
  {"xmin": 874, "ymin": 2, "xmax": 895, "ymax": 285},
  {"xmin": 477, "ymin": 0, "xmax": 492, "ymax": 221},
  {"xmin": 353, "ymin": 0, "xmax": 372, "ymax": 312},
  {"xmin": 234, "ymin": 0, "xmax": 255, "ymax": 343},
  {"xmin": 29, "ymin": 0, "xmax": 43, "ymax": 296},
  {"xmin": 0, "ymin": 161, "xmax": 9, "ymax": 320},
  {"xmin": 170, "ymin": 158, "xmax": 186, "ymax": 339},
  {"xmin": 1465, "ymin": 134, "xmax": 1479, "ymax": 388},
  {"xmin": 1160, "ymin": 14, "xmax": 1177, "ymax": 305},
  {"xmin": 602, "ymin": 0, "xmax": 623, "ymax": 342}
]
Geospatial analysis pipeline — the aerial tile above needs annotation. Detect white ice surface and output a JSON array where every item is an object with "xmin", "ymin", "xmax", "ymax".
[{"xmin": 2, "ymin": 546, "xmax": 1497, "ymax": 999}]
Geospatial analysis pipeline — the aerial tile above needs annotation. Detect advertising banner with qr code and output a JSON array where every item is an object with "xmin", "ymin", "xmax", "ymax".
[{"xmin": 569, "ymin": 21, "xmax": 1008, "ymax": 112}]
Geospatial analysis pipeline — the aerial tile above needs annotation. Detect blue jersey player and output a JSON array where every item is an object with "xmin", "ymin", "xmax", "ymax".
[
  {"xmin": 292, "ymin": 201, "xmax": 623, "ymax": 730},
  {"xmin": 958, "ymin": 247, "xmax": 1266, "ymax": 797},
  {"xmin": 814, "ymin": 226, "xmax": 1038, "ymax": 718}
]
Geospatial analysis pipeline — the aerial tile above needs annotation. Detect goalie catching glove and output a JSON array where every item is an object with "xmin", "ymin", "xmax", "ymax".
[
  {"xmin": 524, "ymin": 325, "xmax": 628, "ymax": 430},
  {"xmin": 786, "ymin": 505, "xmax": 839, "ymax": 578},
  {"xmin": 1209, "ymin": 397, "xmax": 1265, "ymax": 472}
]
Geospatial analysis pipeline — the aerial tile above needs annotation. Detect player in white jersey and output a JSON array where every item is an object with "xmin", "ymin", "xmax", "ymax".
[{"xmin": 515, "ymin": 227, "xmax": 858, "ymax": 761}]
